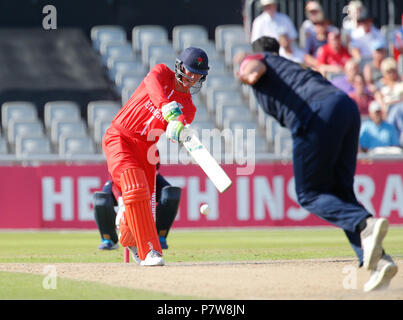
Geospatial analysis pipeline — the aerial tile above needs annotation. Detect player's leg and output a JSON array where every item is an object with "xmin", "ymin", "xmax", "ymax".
[
  {"xmin": 120, "ymin": 167, "xmax": 164, "ymax": 266},
  {"xmin": 93, "ymin": 181, "xmax": 119, "ymax": 250},
  {"xmin": 155, "ymin": 174, "xmax": 181, "ymax": 249}
]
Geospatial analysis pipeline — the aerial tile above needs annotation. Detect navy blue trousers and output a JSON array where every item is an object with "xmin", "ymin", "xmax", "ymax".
[{"xmin": 292, "ymin": 92, "xmax": 371, "ymax": 265}]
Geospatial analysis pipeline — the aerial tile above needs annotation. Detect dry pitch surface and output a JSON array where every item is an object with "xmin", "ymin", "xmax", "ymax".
[{"xmin": 1, "ymin": 258, "xmax": 402, "ymax": 299}]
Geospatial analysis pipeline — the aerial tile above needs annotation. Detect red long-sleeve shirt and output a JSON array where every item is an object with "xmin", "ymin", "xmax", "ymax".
[{"xmin": 112, "ymin": 64, "xmax": 196, "ymax": 142}]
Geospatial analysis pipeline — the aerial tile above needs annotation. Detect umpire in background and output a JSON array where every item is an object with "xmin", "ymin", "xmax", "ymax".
[{"xmin": 236, "ymin": 36, "xmax": 397, "ymax": 292}]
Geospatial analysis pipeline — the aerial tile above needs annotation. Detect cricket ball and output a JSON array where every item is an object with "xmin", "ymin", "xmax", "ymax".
[{"xmin": 200, "ymin": 203, "xmax": 210, "ymax": 215}]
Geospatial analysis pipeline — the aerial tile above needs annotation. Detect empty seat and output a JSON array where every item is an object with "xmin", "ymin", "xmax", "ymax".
[
  {"xmin": 206, "ymin": 87, "xmax": 242, "ymax": 113},
  {"xmin": 207, "ymin": 59, "xmax": 227, "ymax": 74},
  {"xmin": 108, "ymin": 60, "xmax": 147, "ymax": 81},
  {"xmin": 0, "ymin": 137, "xmax": 8, "ymax": 154},
  {"xmin": 132, "ymin": 25, "xmax": 169, "ymax": 53},
  {"xmin": 142, "ymin": 42, "xmax": 175, "ymax": 66},
  {"xmin": 116, "ymin": 74, "xmax": 143, "ymax": 92},
  {"xmin": 181, "ymin": 40, "xmax": 220, "ymax": 60},
  {"xmin": 51, "ymin": 120, "xmax": 88, "ymax": 145},
  {"xmin": 149, "ymin": 55, "xmax": 177, "ymax": 71},
  {"xmin": 194, "ymin": 105, "xmax": 210, "ymax": 122},
  {"xmin": 44, "ymin": 101, "xmax": 81, "ymax": 130},
  {"xmin": 59, "ymin": 135, "xmax": 96, "ymax": 155},
  {"xmin": 87, "ymin": 101, "xmax": 120, "ymax": 130},
  {"xmin": 99, "ymin": 39, "xmax": 128, "ymax": 57},
  {"xmin": 215, "ymin": 25, "xmax": 246, "ymax": 52},
  {"xmin": 215, "ymin": 102, "xmax": 250, "ymax": 127},
  {"xmin": 102, "ymin": 43, "xmax": 135, "ymax": 66},
  {"xmin": 172, "ymin": 25, "xmax": 209, "ymax": 52},
  {"xmin": 202, "ymin": 73, "xmax": 238, "ymax": 98},
  {"xmin": 15, "ymin": 136, "xmax": 52, "ymax": 156},
  {"xmin": 223, "ymin": 119, "xmax": 258, "ymax": 131},
  {"xmin": 92, "ymin": 26, "xmax": 127, "ymax": 52},
  {"xmin": 8, "ymin": 119, "xmax": 44, "ymax": 145},
  {"xmin": 2, "ymin": 101, "xmax": 38, "ymax": 130}
]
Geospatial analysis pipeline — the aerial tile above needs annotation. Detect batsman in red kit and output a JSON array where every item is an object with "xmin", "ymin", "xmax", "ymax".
[{"xmin": 102, "ymin": 47, "xmax": 209, "ymax": 266}]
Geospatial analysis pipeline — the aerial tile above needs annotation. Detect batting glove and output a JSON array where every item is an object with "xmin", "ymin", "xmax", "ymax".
[
  {"xmin": 161, "ymin": 101, "xmax": 183, "ymax": 122},
  {"xmin": 166, "ymin": 120, "xmax": 185, "ymax": 143}
]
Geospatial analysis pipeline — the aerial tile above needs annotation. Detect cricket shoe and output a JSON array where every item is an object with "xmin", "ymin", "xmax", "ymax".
[
  {"xmin": 140, "ymin": 250, "xmax": 165, "ymax": 266},
  {"xmin": 364, "ymin": 254, "xmax": 398, "ymax": 292},
  {"xmin": 98, "ymin": 239, "xmax": 119, "ymax": 250},
  {"xmin": 128, "ymin": 246, "xmax": 142, "ymax": 265},
  {"xmin": 360, "ymin": 217, "xmax": 389, "ymax": 270}
]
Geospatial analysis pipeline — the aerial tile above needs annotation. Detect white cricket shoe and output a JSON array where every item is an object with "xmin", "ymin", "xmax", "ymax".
[
  {"xmin": 364, "ymin": 254, "xmax": 398, "ymax": 292},
  {"xmin": 128, "ymin": 246, "xmax": 141, "ymax": 265},
  {"xmin": 140, "ymin": 250, "xmax": 165, "ymax": 266},
  {"xmin": 360, "ymin": 217, "xmax": 389, "ymax": 270}
]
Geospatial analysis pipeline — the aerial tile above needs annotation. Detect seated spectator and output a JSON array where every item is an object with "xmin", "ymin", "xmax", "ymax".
[
  {"xmin": 378, "ymin": 57, "xmax": 403, "ymax": 111},
  {"xmin": 363, "ymin": 40, "xmax": 387, "ymax": 94},
  {"xmin": 316, "ymin": 29, "xmax": 351, "ymax": 78},
  {"xmin": 299, "ymin": 1, "xmax": 325, "ymax": 49},
  {"xmin": 278, "ymin": 31, "xmax": 305, "ymax": 64},
  {"xmin": 359, "ymin": 101, "xmax": 401, "ymax": 153},
  {"xmin": 331, "ymin": 58, "xmax": 360, "ymax": 94},
  {"xmin": 349, "ymin": 11, "xmax": 385, "ymax": 60},
  {"xmin": 392, "ymin": 13, "xmax": 403, "ymax": 62},
  {"xmin": 348, "ymin": 74, "xmax": 374, "ymax": 115},
  {"xmin": 303, "ymin": 18, "xmax": 330, "ymax": 68},
  {"xmin": 250, "ymin": 0, "xmax": 297, "ymax": 43},
  {"xmin": 341, "ymin": 1, "xmax": 366, "ymax": 42}
]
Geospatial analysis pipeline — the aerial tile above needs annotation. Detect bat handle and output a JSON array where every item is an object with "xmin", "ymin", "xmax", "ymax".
[{"xmin": 124, "ymin": 247, "xmax": 130, "ymax": 263}]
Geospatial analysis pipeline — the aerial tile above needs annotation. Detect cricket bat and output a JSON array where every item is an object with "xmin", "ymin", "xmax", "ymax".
[{"xmin": 180, "ymin": 127, "xmax": 232, "ymax": 193}]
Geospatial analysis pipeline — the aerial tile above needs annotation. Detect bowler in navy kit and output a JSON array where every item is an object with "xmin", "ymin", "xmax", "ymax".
[{"xmin": 237, "ymin": 36, "xmax": 397, "ymax": 292}]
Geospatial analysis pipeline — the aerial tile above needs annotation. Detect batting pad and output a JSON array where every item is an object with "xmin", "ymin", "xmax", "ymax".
[{"xmin": 120, "ymin": 168, "xmax": 162, "ymax": 260}]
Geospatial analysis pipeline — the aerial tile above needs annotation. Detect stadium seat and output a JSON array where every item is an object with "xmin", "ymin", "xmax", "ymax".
[
  {"xmin": 51, "ymin": 120, "xmax": 88, "ymax": 145},
  {"xmin": 142, "ymin": 42, "xmax": 175, "ymax": 66},
  {"xmin": 121, "ymin": 84, "xmax": 137, "ymax": 105},
  {"xmin": 92, "ymin": 26, "xmax": 127, "ymax": 52},
  {"xmin": 115, "ymin": 74, "xmax": 143, "ymax": 93},
  {"xmin": 59, "ymin": 135, "xmax": 96, "ymax": 155},
  {"xmin": 206, "ymin": 87, "xmax": 242, "ymax": 113},
  {"xmin": 87, "ymin": 100, "xmax": 120, "ymax": 131},
  {"xmin": 215, "ymin": 25, "xmax": 246, "ymax": 53},
  {"xmin": 215, "ymin": 102, "xmax": 250, "ymax": 128},
  {"xmin": 102, "ymin": 43, "xmax": 136, "ymax": 66},
  {"xmin": 206, "ymin": 59, "xmax": 227, "ymax": 74},
  {"xmin": 194, "ymin": 105, "xmax": 210, "ymax": 122},
  {"xmin": 8, "ymin": 119, "xmax": 45, "ymax": 146},
  {"xmin": 108, "ymin": 60, "xmax": 147, "ymax": 81},
  {"xmin": 223, "ymin": 119, "xmax": 258, "ymax": 131},
  {"xmin": 1, "ymin": 101, "xmax": 38, "ymax": 130},
  {"xmin": 15, "ymin": 136, "xmax": 52, "ymax": 156},
  {"xmin": 99, "ymin": 38, "xmax": 128, "ymax": 57},
  {"xmin": 149, "ymin": 55, "xmax": 177, "ymax": 71},
  {"xmin": 202, "ymin": 73, "xmax": 239, "ymax": 99},
  {"xmin": 132, "ymin": 25, "xmax": 169, "ymax": 53},
  {"xmin": 181, "ymin": 40, "xmax": 221, "ymax": 60},
  {"xmin": 44, "ymin": 101, "xmax": 81, "ymax": 131},
  {"xmin": 0, "ymin": 137, "xmax": 8, "ymax": 154},
  {"xmin": 172, "ymin": 25, "xmax": 209, "ymax": 52}
]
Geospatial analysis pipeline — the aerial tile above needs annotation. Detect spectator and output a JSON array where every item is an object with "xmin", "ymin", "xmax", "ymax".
[
  {"xmin": 378, "ymin": 57, "xmax": 403, "ymax": 111},
  {"xmin": 362, "ymin": 40, "xmax": 387, "ymax": 94},
  {"xmin": 359, "ymin": 101, "xmax": 401, "ymax": 153},
  {"xmin": 316, "ymin": 29, "xmax": 352, "ymax": 78},
  {"xmin": 392, "ymin": 13, "xmax": 403, "ymax": 62},
  {"xmin": 341, "ymin": 1, "xmax": 366, "ymax": 42},
  {"xmin": 348, "ymin": 73, "xmax": 374, "ymax": 116},
  {"xmin": 349, "ymin": 11, "xmax": 385, "ymax": 60},
  {"xmin": 278, "ymin": 31, "xmax": 305, "ymax": 64},
  {"xmin": 303, "ymin": 17, "xmax": 330, "ymax": 69},
  {"xmin": 250, "ymin": 0, "xmax": 298, "ymax": 43},
  {"xmin": 386, "ymin": 101, "xmax": 403, "ymax": 139},
  {"xmin": 299, "ymin": 1, "xmax": 325, "ymax": 48},
  {"xmin": 331, "ymin": 58, "xmax": 360, "ymax": 94}
]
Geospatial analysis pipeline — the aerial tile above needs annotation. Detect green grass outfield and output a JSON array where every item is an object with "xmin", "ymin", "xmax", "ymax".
[{"xmin": 0, "ymin": 227, "xmax": 402, "ymax": 299}]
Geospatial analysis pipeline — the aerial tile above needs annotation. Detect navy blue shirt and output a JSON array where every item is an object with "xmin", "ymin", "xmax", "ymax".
[{"xmin": 252, "ymin": 52, "xmax": 343, "ymax": 135}]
